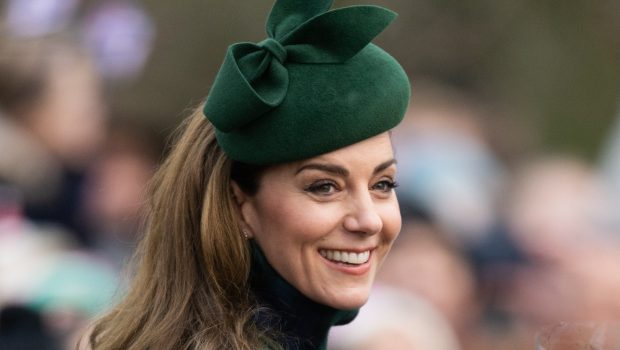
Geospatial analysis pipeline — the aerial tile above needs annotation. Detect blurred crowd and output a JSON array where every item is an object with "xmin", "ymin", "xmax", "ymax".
[
  {"xmin": 0, "ymin": 1, "xmax": 158, "ymax": 348},
  {"xmin": 2, "ymin": 1, "xmax": 620, "ymax": 350}
]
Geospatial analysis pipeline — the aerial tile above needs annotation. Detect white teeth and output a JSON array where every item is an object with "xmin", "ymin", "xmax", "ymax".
[{"xmin": 319, "ymin": 249, "xmax": 371, "ymax": 265}]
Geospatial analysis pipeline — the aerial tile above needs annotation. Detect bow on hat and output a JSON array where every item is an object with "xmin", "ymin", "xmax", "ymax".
[{"xmin": 204, "ymin": 0, "xmax": 397, "ymax": 132}]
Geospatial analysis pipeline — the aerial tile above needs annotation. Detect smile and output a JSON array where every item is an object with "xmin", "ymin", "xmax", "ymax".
[{"xmin": 318, "ymin": 249, "xmax": 371, "ymax": 265}]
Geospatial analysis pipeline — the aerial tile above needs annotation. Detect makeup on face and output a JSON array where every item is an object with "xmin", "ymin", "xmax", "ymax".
[{"xmin": 240, "ymin": 133, "xmax": 402, "ymax": 309}]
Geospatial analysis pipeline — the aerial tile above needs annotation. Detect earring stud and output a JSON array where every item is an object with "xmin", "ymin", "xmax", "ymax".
[{"xmin": 242, "ymin": 229, "xmax": 250, "ymax": 239}]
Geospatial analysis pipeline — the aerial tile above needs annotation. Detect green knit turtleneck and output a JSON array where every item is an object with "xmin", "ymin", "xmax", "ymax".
[{"xmin": 249, "ymin": 242, "xmax": 359, "ymax": 350}]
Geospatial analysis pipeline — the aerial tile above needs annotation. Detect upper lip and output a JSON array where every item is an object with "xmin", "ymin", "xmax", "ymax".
[{"xmin": 318, "ymin": 247, "xmax": 376, "ymax": 253}]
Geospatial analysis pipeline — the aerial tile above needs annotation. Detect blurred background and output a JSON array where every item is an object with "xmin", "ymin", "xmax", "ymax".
[{"xmin": 0, "ymin": 0, "xmax": 619, "ymax": 349}]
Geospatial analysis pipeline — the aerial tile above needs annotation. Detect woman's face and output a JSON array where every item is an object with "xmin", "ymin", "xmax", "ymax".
[{"xmin": 236, "ymin": 132, "xmax": 401, "ymax": 309}]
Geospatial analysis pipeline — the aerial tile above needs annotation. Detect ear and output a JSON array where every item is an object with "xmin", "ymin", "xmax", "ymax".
[
  {"xmin": 230, "ymin": 181, "xmax": 246, "ymax": 206},
  {"xmin": 230, "ymin": 181, "xmax": 256, "ymax": 238}
]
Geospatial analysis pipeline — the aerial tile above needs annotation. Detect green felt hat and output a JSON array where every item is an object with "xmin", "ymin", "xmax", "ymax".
[{"xmin": 203, "ymin": 0, "xmax": 410, "ymax": 165}]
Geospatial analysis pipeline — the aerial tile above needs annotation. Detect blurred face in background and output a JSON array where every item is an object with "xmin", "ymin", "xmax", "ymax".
[
  {"xmin": 236, "ymin": 133, "xmax": 402, "ymax": 310},
  {"xmin": 507, "ymin": 157, "xmax": 606, "ymax": 260},
  {"xmin": 377, "ymin": 224, "xmax": 478, "ymax": 330},
  {"xmin": 23, "ymin": 50, "xmax": 106, "ymax": 169}
]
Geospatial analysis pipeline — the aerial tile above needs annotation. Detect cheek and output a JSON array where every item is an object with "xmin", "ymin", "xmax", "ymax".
[
  {"xmin": 387, "ymin": 204, "xmax": 402, "ymax": 239},
  {"xmin": 378, "ymin": 200, "xmax": 402, "ymax": 250},
  {"xmin": 257, "ymin": 195, "xmax": 341, "ymax": 243}
]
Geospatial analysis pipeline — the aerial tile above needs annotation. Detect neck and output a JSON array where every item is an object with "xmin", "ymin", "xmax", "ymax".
[{"xmin": 249, "ymin": 242, "xmax": 358, "ymax": 350}]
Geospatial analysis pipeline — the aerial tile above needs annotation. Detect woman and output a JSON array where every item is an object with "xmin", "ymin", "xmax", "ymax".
[
  {"xmin": 88, "ymin": 0, "xmax": 410, "ymax": 349},
  {"xmin": 0, "ymin": 33, "xmax": 106, "ymax": 246}
]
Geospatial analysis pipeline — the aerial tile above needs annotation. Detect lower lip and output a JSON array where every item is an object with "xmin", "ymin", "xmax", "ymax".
[{"xmin": 319, "ymin": 250, "xmax": 373, "ymax": 276}]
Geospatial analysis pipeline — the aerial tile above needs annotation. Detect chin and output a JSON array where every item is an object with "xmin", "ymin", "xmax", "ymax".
[{"xmin": 325, "ymin": 288, "xmax": 370, "ymax": 310}]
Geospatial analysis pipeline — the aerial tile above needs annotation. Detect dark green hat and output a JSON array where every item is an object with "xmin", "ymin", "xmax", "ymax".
[{"xmin": 204, "ymin": 0, "xmax": 410, "ymax": 165}]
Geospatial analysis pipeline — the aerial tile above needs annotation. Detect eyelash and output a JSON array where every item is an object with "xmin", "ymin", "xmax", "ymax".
[
  {"xmin": 304, "ymin": 179, "xmax": 398, "ymax": 195},
  {"xmin": 305, "ymin": 180, "xmax": 339, "ymax": 195},
  {"xmin": 374, "ymin": 180, "xmax": 399, "ymax": 192}
]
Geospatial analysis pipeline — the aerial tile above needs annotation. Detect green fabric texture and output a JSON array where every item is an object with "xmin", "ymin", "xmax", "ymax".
[
  {"xmin": 203, "ymin": 0, "xmax": 411, "ymax": 165},
  {"xmin": 250, "ymin": 241, "xmax": 358, "ymax": 349}
]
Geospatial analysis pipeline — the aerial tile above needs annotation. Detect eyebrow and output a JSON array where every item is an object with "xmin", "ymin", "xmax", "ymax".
[
  {"xmin": 295, "ymin": 158, "xmax": 397, "ymax": 177},
  {"xmin": 296, "ymin": 163, "xmax": 349, "ymax": 176},
  {"xmin": 374, "ymin": 159, "xmax": 397, "ymax": 174}
]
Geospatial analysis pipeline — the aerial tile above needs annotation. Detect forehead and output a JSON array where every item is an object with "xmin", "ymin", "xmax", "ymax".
[{"xmin": 266, "ymin": 133, "xmax": 395, "ymax": 178}]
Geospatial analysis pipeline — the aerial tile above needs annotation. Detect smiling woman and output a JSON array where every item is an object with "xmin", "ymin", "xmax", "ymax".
[
  {"xmin": 234, "ymin": 133, "xmax": 401, "ymax": 311},
  {"xmin": 86, "ymin": 0, "xmax": 410, "ymax": 349}
]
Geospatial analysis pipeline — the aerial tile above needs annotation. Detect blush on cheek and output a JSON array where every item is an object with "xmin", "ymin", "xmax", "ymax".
[
  {"xmin": 382, "ymin": 202, "xmax": 402, "ymax": 239},
  {"xmin": 262, "ymin": 196, "xmax": 338, "ymax": 236}
]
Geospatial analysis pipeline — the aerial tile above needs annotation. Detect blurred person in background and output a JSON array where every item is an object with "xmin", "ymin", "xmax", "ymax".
[
  {"xmin": 0, "ymin": 28, "xmax": 119, "ymax": 350},
  {"xmin": 81, "ymin": 121, "xmax": 160, "ymax": 270},
  {"xmin": 451, "ymin": 155, "xmax": 620, "ymax": 350},
  {"xmin": 0, "ymin": 31, "xmax": 107, "ymax": 246},
  {"xmin": 378, "ymin": 221, "xmax": 479, "ymax": 337},
  {"xmin": 392, "ymin": 83, "xmax": 506, "ymax": 250},
  {"xmin": 372, "ymin": 221, "xmax": 478, "ymax": 349},
  {"xmin": 501, "ymin": 157, "xmax": 620, "ymax": 324},
  {"xmin": 387, "ymin": 85, "xmax": 543, "ymax": 349},
  {"xmin": 391, "ymin": 86, "xmax": 620, "ymax": 348}
]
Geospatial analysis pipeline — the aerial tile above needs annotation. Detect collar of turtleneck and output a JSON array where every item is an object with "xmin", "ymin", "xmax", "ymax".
[{"xmin": 249, "ymin": 242, "xmax": 359, "ymax": 350}]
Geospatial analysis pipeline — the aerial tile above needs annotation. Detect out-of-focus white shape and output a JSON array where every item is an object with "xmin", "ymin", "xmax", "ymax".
[
  {"xmin": 81, "ymin": 1, "xmax": 155, "ymax": 81},
  {"xmin": 328, "ymin": 286, "xmax": 461, "ymax": 350},
  {"xmin": 0, "ymin": 220, "xmax": 118, "ymax": 316},
  {"xmin": 0, "ymin": 221, "xmax": 70, "ymax": 306},
  {"xmin": 5, "ymin": 0, "xmax": 78, "ymax": 37}
]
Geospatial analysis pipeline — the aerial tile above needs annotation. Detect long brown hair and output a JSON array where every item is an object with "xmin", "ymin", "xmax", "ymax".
[{"xmin": 88, "ymin": 107, "xmax": 278, "ymax": 349}]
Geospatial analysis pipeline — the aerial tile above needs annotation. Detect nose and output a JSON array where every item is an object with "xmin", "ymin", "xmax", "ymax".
[{"xmin": 343, "ymin": 191, "xmax": 383, "ymax": 235}]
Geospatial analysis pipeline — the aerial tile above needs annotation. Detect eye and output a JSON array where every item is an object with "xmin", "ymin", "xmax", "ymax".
[
  {"xmin": 305, "ymin": 180, "xmax": 340, "ymax": 195},
  {"xmin": 372, "ymin": 179, "xmax": 398, "ymax": 193}
]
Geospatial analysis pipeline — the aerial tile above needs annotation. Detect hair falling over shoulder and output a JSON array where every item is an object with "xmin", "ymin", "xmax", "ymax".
[{"xmin": 86, "ymin": 108, "xmax": 275, "ymax": 350}]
